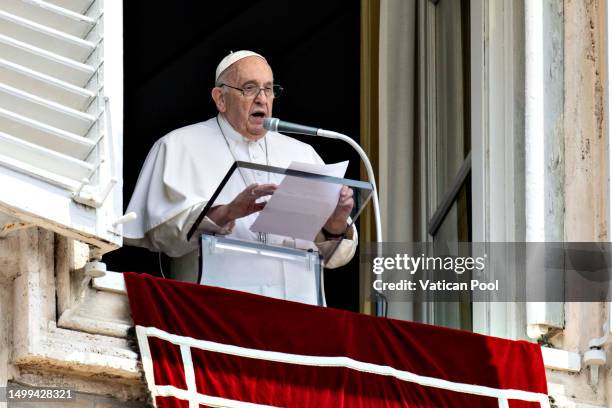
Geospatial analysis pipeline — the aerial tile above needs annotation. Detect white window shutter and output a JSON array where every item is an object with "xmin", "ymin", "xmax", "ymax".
[{"xmin": 0, "ymin": 0, "xmax": 123, "ymax": 253}]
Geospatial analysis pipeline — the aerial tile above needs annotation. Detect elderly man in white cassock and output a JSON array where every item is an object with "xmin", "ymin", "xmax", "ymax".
[{"xmin": 124, "ymin": 51, "xmax": 357, "ymax": 305}]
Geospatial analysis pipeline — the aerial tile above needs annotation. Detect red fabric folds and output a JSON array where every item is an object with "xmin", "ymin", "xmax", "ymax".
[{"xmin": 124, "ymin": 272, "xmax": 548, "ymax": 408}]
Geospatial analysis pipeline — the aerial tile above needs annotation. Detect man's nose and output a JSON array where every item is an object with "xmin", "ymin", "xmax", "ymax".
[{"xmin": 253, "ymin": 88, "xmax": 268, "ymax": 103}]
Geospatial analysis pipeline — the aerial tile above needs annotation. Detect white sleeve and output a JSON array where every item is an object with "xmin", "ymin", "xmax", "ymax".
[
  {"xmin": 125, "ymin": 202, "xmax": 234, "ymax": 258},
  {"xmin": 307, "ymin": 145, "xmax": 358, "ymax": 268},
  {"xmin": 314, "ymin": 224, "xmax": 358, "ymax": 269}
]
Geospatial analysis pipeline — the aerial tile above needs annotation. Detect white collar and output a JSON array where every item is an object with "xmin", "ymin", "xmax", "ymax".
[{"xmin": 217, "ymin": 114, "xmax": 267, "ymax": 147}]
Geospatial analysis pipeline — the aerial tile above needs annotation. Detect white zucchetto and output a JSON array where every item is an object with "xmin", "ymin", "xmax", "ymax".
[{"xmin": 215, "ymin": 50, "xmax": 267, "ymax": 82}]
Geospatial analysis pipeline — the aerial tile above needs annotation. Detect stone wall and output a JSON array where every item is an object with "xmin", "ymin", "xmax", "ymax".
[
  {"xmin": 0, "ymin": 213, "xmax": 146, "ymax": 408},
  {"xmin": 546, "ymin": 0, "xmax": 610, "ymax": 407}
]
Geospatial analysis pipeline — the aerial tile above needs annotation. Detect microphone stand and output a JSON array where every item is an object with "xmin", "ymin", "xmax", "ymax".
[
  {"xmin": 315, "ymin": 129, "xmax": 382, "ymax": 241},
  {"xmin": 271, "ymin": 122, "xmax": 387, "ymax": 317},
  {"xmin": 315, "ymin": 129, "xmax": 386, "ymax": 317}
]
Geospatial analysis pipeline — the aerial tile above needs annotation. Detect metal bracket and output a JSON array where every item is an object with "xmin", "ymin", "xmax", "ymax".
[
  {"xmin": 589, "ymin": 322, "xmax": 610, "ymax": 349},
  {"xmin": 584, "ymin": 322, "xmax": 610, "ymax": 387},
  {"xmin": 72, "ymin": 177, "xmax": 117, "ymax": 208},
  {"xmin": 108, "ymin": 212, "xmax": 137, "ymax": 235},
  {"xmin": 72, "ymin": 96, "xmax": 119, "ymax": 209}
]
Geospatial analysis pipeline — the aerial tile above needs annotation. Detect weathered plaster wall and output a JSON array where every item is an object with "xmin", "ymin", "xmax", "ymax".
[
  {"xmin": 549, "ymin": 0, "xmax": 609, "ymax": 406},
  {"xmin": 564, "ymin": 0, "xmax": 606, "ymax": 242}
]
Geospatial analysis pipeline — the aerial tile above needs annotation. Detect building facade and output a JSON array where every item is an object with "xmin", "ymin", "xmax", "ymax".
[{"xmin": 0, "ymin": 0, "xmax": 611, "ymax": 407}]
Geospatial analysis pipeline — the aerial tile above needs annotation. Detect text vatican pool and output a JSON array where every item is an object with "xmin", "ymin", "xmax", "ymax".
[{"xmin": 372, "ymin": 279, "xmax": 499, "ymax": 292}]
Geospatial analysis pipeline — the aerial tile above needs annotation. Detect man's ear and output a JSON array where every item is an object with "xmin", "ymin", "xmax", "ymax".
[{"xmin": 211, "ymin": 87, "xmax": 226, "ymax": 112}]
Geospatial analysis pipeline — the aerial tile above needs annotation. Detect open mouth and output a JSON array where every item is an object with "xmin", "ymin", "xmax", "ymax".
[{"xmin": 250, "ymin": 112, "xmax": 266, "ymax": 125}]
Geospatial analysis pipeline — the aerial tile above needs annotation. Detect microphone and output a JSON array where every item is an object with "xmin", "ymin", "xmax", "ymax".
[{"xmin": 263, "ymin": 117, "xmax": 341, "ymax": 139}]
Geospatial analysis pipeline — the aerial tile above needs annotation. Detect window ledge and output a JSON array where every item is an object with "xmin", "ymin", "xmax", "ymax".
[
  {"xmin": 93, "ymin": 269, "xmax": 127, "ymax": 294},
  {"xmin": 541, "ymin": 346, "xmax": 581, "ymax": 372}
]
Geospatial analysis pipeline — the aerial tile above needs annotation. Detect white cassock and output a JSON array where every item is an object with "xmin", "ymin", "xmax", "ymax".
[{"xmin": 124, "ymin": 114, "xmax": 357, "ymax": 305}]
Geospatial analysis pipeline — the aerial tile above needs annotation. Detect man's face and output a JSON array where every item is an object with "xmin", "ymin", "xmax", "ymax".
[{"xmin": 216, "ymin": 57, "xmax": 274, "ymax": 141}]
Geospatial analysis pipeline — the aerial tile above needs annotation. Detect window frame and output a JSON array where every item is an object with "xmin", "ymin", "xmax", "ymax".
[{"xmin": 419, "ymin": 0, "xmax": 532, "ymax": 338}]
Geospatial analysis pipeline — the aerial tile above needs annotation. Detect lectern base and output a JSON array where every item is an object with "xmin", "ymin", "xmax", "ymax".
[{"xmin": 199, "ymin": 234, "xmax": 323, "ymax": 306}]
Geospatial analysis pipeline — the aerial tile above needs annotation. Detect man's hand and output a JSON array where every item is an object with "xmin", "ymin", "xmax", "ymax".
[
  {"xmin": 323, "ymin": 186, "xmax": 354, "ymax": 235},
  {"xmin": 208, "ymin": 183, "xmax": 277, "ymax": 227}
]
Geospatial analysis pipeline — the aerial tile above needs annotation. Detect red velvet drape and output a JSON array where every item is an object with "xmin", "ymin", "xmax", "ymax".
[{"xmin": 125, "ymin": 272, "xmax": 547, "ymax": 408}]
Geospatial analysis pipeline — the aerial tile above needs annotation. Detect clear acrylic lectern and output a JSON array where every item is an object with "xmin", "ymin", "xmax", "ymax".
[{"xmin": 187, "ymin": 161, "xmax": 373, "ymax": 305}]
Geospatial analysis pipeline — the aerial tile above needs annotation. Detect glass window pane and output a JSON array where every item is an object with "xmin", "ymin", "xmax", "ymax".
[
  {"xmin": 432, "ymin": 183, "xmax": 472, "ymax": 330},
  {"xmin": 434, "ymin": 0, "xmax": 470, "ymax": 205}
]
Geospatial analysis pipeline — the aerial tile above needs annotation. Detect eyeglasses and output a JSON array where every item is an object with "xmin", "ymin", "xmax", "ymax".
[{"xmin": 220, "ymin": 83, "xmax": 283, "ymax": 98}]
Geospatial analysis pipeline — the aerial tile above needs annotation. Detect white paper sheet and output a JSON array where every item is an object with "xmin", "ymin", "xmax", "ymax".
[{"xmin": 249, "ymin": 161, "xmax": 349, "ymax": 241}]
